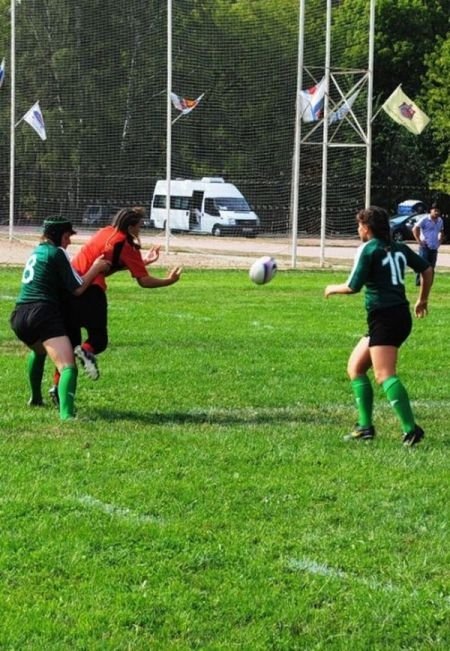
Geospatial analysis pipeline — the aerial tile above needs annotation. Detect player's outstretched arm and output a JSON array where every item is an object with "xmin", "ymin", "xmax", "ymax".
[
  {"xmin": 324, "ymin": 283, "xmax": 355, "ymax": 298},
  {"xmin": 74, "ymin": 256, "xmax": 111, "ymax": 296},
  {"xmin": 137, "ymin": 266, "xmax": 182, "ymax": 288}
]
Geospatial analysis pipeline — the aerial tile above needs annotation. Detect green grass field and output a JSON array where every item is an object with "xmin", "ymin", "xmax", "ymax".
[{"xmin": 0, "ymin": 266, "xmax": 449, "ymax": 650}]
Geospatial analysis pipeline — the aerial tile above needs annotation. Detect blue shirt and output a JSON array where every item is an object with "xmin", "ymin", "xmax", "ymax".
[{"xmin": 416, "ymin": 214, "xmax": 443, "ymax": 250}]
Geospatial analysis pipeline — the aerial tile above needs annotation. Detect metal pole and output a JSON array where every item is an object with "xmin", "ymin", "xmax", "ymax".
[
  {"xmin": 8, "ymin": 0, "xmax": 15, "ymax": 241},
  {"xmin": 319, "ymin": 0, "xmax": 332, "ymax": 267},
  {"xmin": 290, "ymin": 0, "xmax": 305, "ymax": 269},
  {"xmin": 165, "ymin": 0, "xmax": 172, "ymax": 254},
  {"xmin": 365, "ymin": 0, "xmax": 376, "ymax": 207}
]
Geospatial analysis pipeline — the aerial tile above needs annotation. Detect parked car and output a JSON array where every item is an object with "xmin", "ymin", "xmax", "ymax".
[
  {"xmin": 81, "ymin": 204, "xmax": 119, "ymax": 227},
  {"xmin": 389, "ymin": 213, "xmax": 423, "ymax": 241},
  {"xmin": 389, "ymin": 199, "xmax": 428, "ymax": 241},
  {"xmin": 396, "ymin": 199, "xmax": 427, "ymax": 216},
  {"xmin": 142, "ymin": 213, "xmax": 155, "ymax": 229}
]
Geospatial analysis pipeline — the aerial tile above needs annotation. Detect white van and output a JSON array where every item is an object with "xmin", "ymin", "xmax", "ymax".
[{"xmin": 151, "ymin": 177, "xmax": 259, "ymax": 237}]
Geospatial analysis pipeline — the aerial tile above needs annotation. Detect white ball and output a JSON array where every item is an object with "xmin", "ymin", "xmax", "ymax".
[{"xmin": 249, "ymin": 256, "xmax": 277, "ymax": 285}]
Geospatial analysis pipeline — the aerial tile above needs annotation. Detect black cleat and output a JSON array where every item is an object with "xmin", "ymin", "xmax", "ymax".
[
  {"xmin": 28, "ymin": 397, "xmax": 44, "ymax": 407},
  {"xmin": 403, "ymin": 425, "xmax": 424, "ymax": 447},
  {"xmin": 343, "ymin": 424, "xmax": 376, "ymax": 442}
]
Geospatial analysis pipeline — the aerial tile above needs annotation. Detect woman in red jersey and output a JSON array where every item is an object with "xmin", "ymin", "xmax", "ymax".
[{"xmin": 49, "ymin": 207, "xmax": 181, "ymax": 403}]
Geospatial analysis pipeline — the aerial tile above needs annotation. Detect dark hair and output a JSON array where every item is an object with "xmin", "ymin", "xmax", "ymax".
[
  {"xmin": 42, "ymin": 216, "xmax": 76, "ymax": 247},
  {"xmin": 356, "ymin": 206, "xmax": 391, "ymax": 243},
  {"xmin": 111, "ymin": 207, "xmax": 145, "ymax": 248},
  {"xmin": 430, "ymin": 202, "xmax": 441, "ymax": 211}
]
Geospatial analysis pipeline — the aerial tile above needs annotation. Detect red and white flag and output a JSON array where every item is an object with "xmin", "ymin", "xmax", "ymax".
[
  {"xmin": 171, "ymin": 91, "xmax": 204, "ymax": 116},
  {"xmin": 299, "ymin": 77, "xmax": 326, "ymax": 123}
]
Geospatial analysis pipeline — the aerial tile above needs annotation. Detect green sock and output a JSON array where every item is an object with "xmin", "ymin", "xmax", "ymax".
[
  {"xmin": 58, "ymin": 365, "xmax": 78, "ymax": 420},
  {"xmin": 351, "ymin": 375, "xmax": 373, "ymax": 428},
  {"xmin": 27, "ymin": 351, "xmax": 46, "ymax": 404},
  {"xmin": 382, "ymin": 375, "xmax": 415, "ymax": 433}
]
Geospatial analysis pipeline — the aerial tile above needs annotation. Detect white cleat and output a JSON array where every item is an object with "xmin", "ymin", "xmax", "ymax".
[{"xmin": 74, "ymin": 345, "xmax": 99, "ymax": 380}]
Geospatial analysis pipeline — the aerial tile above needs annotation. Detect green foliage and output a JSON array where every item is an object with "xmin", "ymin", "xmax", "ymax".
[
  {"xmin": 0, "ymin": 0, "xmax": 448, "ymax": 220},
  {"xmin": 1, "ymin": 267, "xmax": 449, "ymax": 648},
  {"xmin": 423, "ymin": 34, "xmax": 450, "ymax": 193},
  {"xmin": 335, "ymin": 0, "xmax": 450, "ymax": 201}
]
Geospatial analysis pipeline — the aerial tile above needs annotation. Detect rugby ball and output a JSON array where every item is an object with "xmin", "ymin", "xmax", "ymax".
[{"xmin": 249, "ymin": 256, "xmax": 277, "ymax": 285}]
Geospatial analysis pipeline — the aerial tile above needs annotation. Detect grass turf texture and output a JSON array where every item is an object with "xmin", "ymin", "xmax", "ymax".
[{"xmin": 0, "ymin": 267, "xmax": 449, "ymax": 650}]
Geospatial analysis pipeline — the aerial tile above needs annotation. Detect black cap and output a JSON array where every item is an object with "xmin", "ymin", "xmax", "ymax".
[{"xmin": 43, "ymin": 216, "xmax": 77, "ymax": 237}]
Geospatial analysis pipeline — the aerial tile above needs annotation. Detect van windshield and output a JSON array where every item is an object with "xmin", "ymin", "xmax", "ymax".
[{"xmin": 215, "ymin": 197, "xmax": 250, "ymax": 212}]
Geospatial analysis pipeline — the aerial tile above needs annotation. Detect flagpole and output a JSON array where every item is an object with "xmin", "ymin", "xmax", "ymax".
[
  {"xmin": 171, "ymin": 111, "xmax": 184, "ymax": 126},
  {"xmin": 290, "ymin": 0, "xmax": 305, "ymax": 269},
  {"xmin": 165, "ymin": 0, "xmax": 172, "ymax": 254},
  {"xmin": 8, "ymin": 0, "xmax": 15, "ymax": 241},
  {"xmin": 365, "ymin": 0, "xmax": 375, "ymax": 207},
  {"xmin": 319, "ymin": 0, "xmax": 332, "ymax": 267}
]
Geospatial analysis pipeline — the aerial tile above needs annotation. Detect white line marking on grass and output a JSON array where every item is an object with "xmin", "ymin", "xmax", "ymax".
[
  {"xmin": 170, "ymin": 312, "xmax": 212, "ymax": 322},
  {"xmin": 288, "ymin": 557, "xmax": 398, "ymax": 593},
  {"xmin": 251, "ymin": 321, "xmax": 275, "ymax": 330},
  {"xmin": 76, "ymin": 494, "xmax": 163, "ymax": 525},
  {"xmin": 0, "ymin": 295, "xmax": 17, "ymax": 301}
]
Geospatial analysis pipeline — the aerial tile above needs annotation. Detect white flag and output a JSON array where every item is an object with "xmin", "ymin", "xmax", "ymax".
[
  {"xmin": 382, "ymin": 86, "xmax": 430, "ymax": 135},
  {"xmin": 170, "ymin": 91, "xmax": 205, "ymax": 116},
  {"xmin": 329, "ymin": 89, "xmax": 360, "ymax": 124},
  {"xmin": 22, "ymin": 101, "xmax": 47, "ymax": 140},
  {"xmin": 0, "ymin": 58, "xmax": 5, "ymax": 89},
  {"xmin": 299, "ymin": 77, "xmax": 326, "ymax": 123}
]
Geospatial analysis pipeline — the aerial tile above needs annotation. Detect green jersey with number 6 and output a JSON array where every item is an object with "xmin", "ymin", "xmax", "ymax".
[
  {"xmin": 347, "ymin": 239, "xmax": 430, "ymax": 312},
  {"xmin": 16, "ymin": 242, "xmax": 83, "ymax": 305}
]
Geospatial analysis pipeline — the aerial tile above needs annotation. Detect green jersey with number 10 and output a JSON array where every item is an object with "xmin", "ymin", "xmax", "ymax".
[
  {"xmin": 347, "ymin": 239, "xmax": 430, "ymax": 313},
  {"xmin": 16, "ymin": 241, "xmax": 83, "ymax": 305}
]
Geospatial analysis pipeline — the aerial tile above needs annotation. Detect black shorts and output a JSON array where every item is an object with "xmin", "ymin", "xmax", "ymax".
[
  {"xmin": 10, "ymin": 302, "xmax": 67, "ymax": 347},
  {"xmin": 367, "ymin": 304, "xmax": 412, "ymax": 348},
  {"xmin": 62, "ymin": 285, "xmax": 108, "ymax": 351}
]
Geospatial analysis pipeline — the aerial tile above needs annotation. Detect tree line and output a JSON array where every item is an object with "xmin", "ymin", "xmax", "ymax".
[{"xmin": 0, "ymin": 0, "xmax": 448, "ymax": 228}]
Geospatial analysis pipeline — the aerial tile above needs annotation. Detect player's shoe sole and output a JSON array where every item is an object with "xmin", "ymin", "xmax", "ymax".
[
  {"xmin": 403, "ymin": 425, "xmax": 424, "ymax": 447},
  {"xmin": 74, "ymin": 345, "xmax": 99, "ymax": 380},
  {"xmin": 343, "ymin": 424, "xmax": 376, "ymax": 442}
]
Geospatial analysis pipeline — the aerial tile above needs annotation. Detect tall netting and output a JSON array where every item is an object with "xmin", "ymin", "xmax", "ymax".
[
  {"xmin": 298, "ymin": 0, "xmax": 370, "ymax": 238},
  {"xmin": 1, "ymin": 0, "xmax": 374, "ymax": 260}
]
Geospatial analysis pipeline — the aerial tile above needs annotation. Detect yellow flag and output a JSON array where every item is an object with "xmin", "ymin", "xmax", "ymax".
[{"xmin": 382, "ymin": 86, "xmax": 430, "ymax": 135}]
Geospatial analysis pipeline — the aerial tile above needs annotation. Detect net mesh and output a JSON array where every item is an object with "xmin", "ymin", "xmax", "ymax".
[{"xmin": 0, "ymin": 0, "xmax": 408, "ymax": 261}]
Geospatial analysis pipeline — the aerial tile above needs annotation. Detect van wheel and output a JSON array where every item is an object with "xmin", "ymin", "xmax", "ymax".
[{"xmin": 212, "ymin": 225, "xmax": 222, "ymax": 237}]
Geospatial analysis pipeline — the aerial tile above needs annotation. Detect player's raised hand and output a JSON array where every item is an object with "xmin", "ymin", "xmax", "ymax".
[
  {"xmin": 167, "ymin": 266, "xmax": 182, "ymax": 283},
  {"xmin": 143, "ymin": 245, "xmax": 161, "ymax": 265}
]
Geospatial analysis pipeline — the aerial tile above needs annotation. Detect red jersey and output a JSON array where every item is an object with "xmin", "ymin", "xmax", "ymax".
[{"xmin": 72, "ymin": 226, "xmax": 148, "ymax": 291}]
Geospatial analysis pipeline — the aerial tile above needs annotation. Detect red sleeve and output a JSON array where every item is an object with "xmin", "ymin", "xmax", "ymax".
[{"xmin": 119, "ymin": 242, "xmax": 148, "ymax": 278}]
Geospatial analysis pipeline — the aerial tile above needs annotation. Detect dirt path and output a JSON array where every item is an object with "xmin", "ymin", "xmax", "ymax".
[{"xmin": 3, "ymin": 226, "xmax": 450, "ymax": 270}]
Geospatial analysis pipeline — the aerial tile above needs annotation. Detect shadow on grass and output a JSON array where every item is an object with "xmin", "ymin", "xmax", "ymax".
[{"xmin": 90, "ymin": 406, "xmax": 342, "ymax": 427}]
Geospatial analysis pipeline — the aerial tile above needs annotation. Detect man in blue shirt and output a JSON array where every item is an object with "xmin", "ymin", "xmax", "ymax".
[{"xmin": 412, "ymin": 202, "xmax": 443, "ymax": 285}]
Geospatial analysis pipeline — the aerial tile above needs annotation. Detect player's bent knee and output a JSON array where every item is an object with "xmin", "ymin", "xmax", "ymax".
[{"xmin": 88, "ymin": 333, "xmax": 108, "ymax": 354}]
